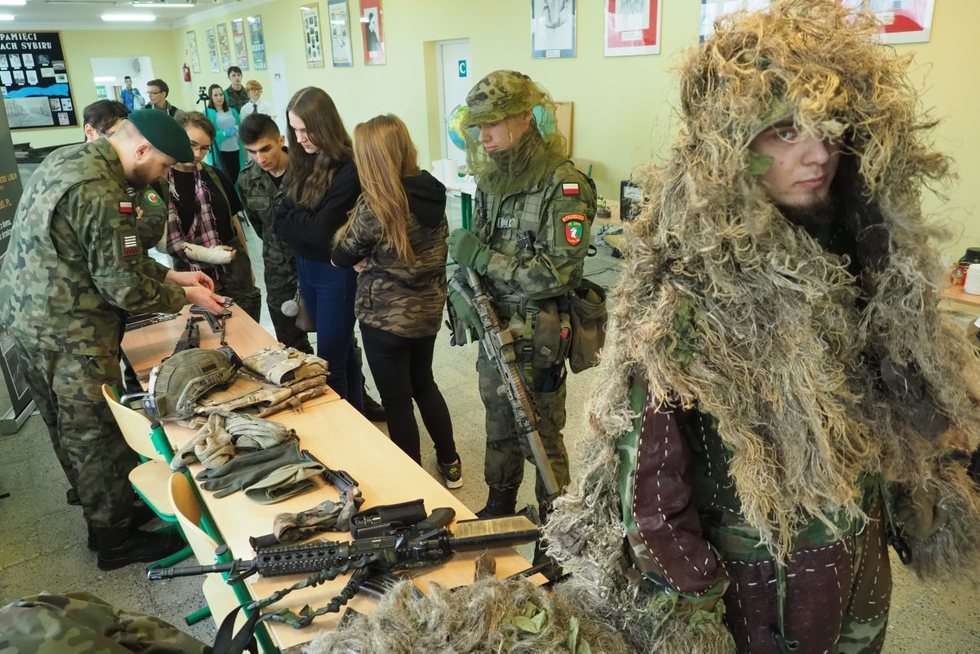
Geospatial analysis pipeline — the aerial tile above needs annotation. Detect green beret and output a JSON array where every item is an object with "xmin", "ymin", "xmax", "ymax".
[{"xmin": 127, "ymin": 109, "xmax": 194, "ymax": 163}]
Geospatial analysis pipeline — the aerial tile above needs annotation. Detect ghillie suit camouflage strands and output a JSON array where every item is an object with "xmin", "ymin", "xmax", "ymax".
[
  {"xmin": 307, "ymin": 578, "xmax": 632, "ymax": 653},
  {"xmin": 545, "ymin": 0, "xmax": 980, "ymax": 650}
]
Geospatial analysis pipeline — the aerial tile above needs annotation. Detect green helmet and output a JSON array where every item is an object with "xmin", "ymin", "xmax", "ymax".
[
  {"xmin": 463, "ymin": 70, "xmax": 549, "ymax": 127},
  {"xmin": 145, "ymin": 347, "xmax": 239, "ymax": 420}
]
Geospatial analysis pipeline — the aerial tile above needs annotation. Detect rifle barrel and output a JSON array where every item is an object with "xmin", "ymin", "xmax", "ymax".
[{"xmin": 146, "ymin": 561, "xmax": 235, "ymax": 580}]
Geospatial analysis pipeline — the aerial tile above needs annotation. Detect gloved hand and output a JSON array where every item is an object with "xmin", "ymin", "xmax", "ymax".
[
  {"xmin": 223, "ymin": 412, "xmax": 297, "ymax": 450},
  {"xmin": 449, "ymin": 228, "xmax": 491, "ymax": 273},
  {"xmin": 244, "ymin": 451, "xmax": 326, "ymax": 504},
  {"xmin": 447, "ymin": 284, "xmax": 484, "ymax": 341},
  {"xmin": 196, "ymin": 442, "xmax": 306, "ymax": 498}
]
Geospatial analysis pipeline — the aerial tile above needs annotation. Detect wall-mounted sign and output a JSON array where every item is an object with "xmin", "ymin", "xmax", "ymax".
[{"xmin": 0, "ymin": 31, "xmax": 77, "ymax": 129}]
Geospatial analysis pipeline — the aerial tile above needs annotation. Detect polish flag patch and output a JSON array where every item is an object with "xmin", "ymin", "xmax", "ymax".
[
  {"xmin": 561, "ymin": 183, "xmax": 580, "ymax": 196},
  {"xmin": 118, "ymin": 201, "xmax": 134, "ymax": 214}
]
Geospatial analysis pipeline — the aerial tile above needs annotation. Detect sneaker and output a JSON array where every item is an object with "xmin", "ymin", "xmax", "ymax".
[{"xmin": 437, "ymin": 458, "xmax": 463, "ymax": 489}]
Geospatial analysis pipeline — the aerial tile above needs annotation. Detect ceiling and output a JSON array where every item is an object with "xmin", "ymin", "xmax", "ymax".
[{"xmin": 0, "ymin": 0, "xmax": 263, "ymax": 30}]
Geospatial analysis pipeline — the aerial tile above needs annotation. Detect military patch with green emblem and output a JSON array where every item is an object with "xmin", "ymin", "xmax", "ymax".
[
  {"xmin": 562, "ymin": 213, "xmax": 585, "ymax": 246},
  {"xmin": 144, "ymin": 190, "xmax": 163, "ymax": 207}
]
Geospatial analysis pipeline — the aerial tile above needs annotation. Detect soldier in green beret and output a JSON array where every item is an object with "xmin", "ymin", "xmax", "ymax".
[
  {"xmin": 447, "ymin": 70, "xmax": 596, "ymax": 527},
  {"xmin": 0, "ymin": 109, "xmax": 227, "ymax": 570}
]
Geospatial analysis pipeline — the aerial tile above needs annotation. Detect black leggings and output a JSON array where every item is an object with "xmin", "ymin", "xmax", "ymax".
[
  {"xmin": 218, "ymin": 150, "xmax": 240, "ymax": 185},
  {"xmin": 360, "ymin": 323, "xmax": 457, "ymax": 465}
]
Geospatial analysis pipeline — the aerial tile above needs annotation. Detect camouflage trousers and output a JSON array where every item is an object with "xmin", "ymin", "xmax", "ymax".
[
  {"xmin": 714, "ymin": 493, "xmax": 890, "ymax": 654},
  {"xmin": 15, "ymin": 340, "xmax": 139, "ymax": 532},
  {"xmin": 477, "ymin": 349, "xmax": 570, "ymax": 508},
  {"xmin": 0, "ymin": 592, "xmax": 207, "ymax": 654},
  {"xmin": 264, "ymin": 240, "xmax": 312, "ymax": 353}
]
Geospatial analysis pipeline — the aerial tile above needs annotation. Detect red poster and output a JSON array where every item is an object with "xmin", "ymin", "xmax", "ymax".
[
  {"xmin": 359, "ymin": 0, "xmax": 385, "ymax": 65},
  {"xmin": 605, "ymin": 0, "xmax": 661, "ymax": 57}
]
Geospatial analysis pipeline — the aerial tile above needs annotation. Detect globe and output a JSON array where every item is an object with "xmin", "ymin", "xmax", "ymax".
[{"xmin": 447, "ymin": 104, "xmax": 469, "ymax": 151}]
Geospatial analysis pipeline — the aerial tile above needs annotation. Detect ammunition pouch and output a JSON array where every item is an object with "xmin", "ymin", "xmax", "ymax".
[
  {"xmin": 528, "ymin": 299, "xmax": 571, "ymax": 369},
  {"xmin": 568, "ymin": 279, "xmax": 608, "ymax": 373}
]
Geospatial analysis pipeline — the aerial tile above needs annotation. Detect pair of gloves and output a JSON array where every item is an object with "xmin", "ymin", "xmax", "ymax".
[
  {"xmin": 172, "ymin": 411, "xmax": 297, "ymax": 469},
  {"xmin": 195, "ymin": 441, "xmax": 326, "ymax": 504}
]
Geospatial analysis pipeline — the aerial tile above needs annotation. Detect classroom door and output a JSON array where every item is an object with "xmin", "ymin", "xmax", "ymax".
[
  {"xmin": 438, "ymin": 39, "xmax": 470, "ymax": 166},
  {"xmin": 269, "ymin": 53, "xmax": 289, "ymax": 132}
]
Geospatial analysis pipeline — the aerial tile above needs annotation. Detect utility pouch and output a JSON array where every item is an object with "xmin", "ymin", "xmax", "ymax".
[
  {"xmin": 568, "ymin": 279, "xmax": 608, "ymax": 373},
  {"xmin": 531, "ymin": 299, "xmax": 563, "ymax": 368}
]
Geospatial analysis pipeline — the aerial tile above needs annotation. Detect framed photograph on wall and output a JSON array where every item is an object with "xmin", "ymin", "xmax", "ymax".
[
  {"xmin": 231, "ymin": 18, "xmax": 249, "ymax": 70},
  {"xmin": 205, "ymin": 27, "xmax": 220, "ymax": 72},
  {"xmin": 247, "ymin": 15, "xmax": 267, "ymax": 70},
  {"xmin": 216, "ymin": 23, "xmax": 233, "ymax": 70},
  {"xmin": 328, "ymin": 0, "xmax": 354, "ymax": 67},
  {"xmin": 699, "ymin": 0, "xmax": 770, "ymax": 42},
  {"xmin": 605, "ymin": 0, "xmax": 661, "ymax": 56},
  {"xmin": 864, "ymin": 0, "xmax": 935, "ymax": 44},
  {"xmin": 185, "ymin": 30, "xmax": 202, "ymax": 73},
  {"xmin": 300, "ymin": 3, "xmax": 325, "ymax": 68},
  {"xmin": 532, "ymin": 0, "xmax": 576, "ymax": 59},
  {"xmin": 359, "ymin": 0, "xmax": 386, "ymax": 65}
]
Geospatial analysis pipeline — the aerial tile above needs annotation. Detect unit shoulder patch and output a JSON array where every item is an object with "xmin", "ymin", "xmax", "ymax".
[{"xmin": 561, "ymin": 213, "xmax": 585, "ymax": 246}]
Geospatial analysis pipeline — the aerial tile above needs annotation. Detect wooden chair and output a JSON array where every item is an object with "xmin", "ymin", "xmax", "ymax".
[{"xmin": 169, "ymin": 472, "xmax": 279, "ymax": 652}]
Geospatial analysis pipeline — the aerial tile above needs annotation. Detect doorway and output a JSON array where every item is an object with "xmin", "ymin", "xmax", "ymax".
[
  {"xmin": 89, "ymin": 57, "xmax": 153, "ymax": 106},
  {"xmin": 436, "ymin": 39, "xmax": 470, "ymax": 166}
]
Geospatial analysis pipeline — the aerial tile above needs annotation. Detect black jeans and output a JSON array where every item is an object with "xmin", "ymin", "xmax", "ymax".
[{"xmin": 360, "ymin": 324, "xmax": 457, "ymax": 465}]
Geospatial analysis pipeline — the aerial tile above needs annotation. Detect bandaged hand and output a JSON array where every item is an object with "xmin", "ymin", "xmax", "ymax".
[{"xmin": 182, "ymin": 243, "xmax": 236, "ymax": 265}]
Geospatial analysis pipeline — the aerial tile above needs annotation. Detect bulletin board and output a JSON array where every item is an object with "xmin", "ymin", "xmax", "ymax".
[{"xmin": 0, "ymin": 31, "xmax": 77, "ymax": 129}]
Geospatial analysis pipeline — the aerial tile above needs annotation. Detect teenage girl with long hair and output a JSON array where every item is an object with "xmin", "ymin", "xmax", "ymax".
[
  {"xmin": 204, "ymin": 83, "xmax": 245, "ymax": 184},
  {"xmin": 332, "ymin": 114, "xmax": 461, "ymax": 487},
  {"xmin": 274, "ymin": 87, "xmax": 363, "ymax": 410}
]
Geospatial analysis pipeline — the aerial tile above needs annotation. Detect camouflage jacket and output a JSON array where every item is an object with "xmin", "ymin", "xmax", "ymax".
[
  {"xmin": 132, "ymin": 182, "xmax": 168, "ymax": 253},
  {"xmin": 0, "ymin": 138, "xmax": 186, "ymax": 356},
  {"xmin": 473, "ymin": 158, "xmax": 596, "ymax": 306},
  {"xmin": 332, "ymin": 171, "xmax": 449, "ymax": 338},
  {"xmin": 237, "ymin": 157, "xmax": 292, "ymax": 267}
]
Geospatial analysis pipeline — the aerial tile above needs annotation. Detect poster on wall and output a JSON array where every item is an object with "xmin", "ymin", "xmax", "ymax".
[
  {"xmin": 861, "ymin": 0, "xmax": 934, "ymax": 44},
  {"xmin": 328, "ymin": 0, "xmax": 353, "ymax": 67},
  {"xmin": 216, "ymin": 23, "xmax": 233, "ymax": 70},
  {"xmin": 0, "ymin": 31, "xmax": 77, "ymax": 129},
  {"xmin": 605, "ymin": 0, "xmax": 661, "ymax": 56},
  {"xmin": 231, "ymin": 18, "xmax": 249, "ymax": 70},
  {"xmin": 699, "ymin": 0, "xmax": 770, "ymax": 42},
  {"xmin": 300, "ymin": 4, "xmax": 325, "ymax": 68},
  {"xmin": 532, "ymin": 0, "xmax": 576, "ymax": 59},
  {"xmin": 359, "ymin": 0, "xmax": 386, "ymax": 65},
  {"xmin": 185, "ymin": 30, "xmax": 201, "ymax": 74},
  {"xmin": 206, "ymin": 27, "xmax": 220, "ymax": 72},
  {"xmin": 247, "ymin": 15, "xmax": 267, "ymax": 70}
]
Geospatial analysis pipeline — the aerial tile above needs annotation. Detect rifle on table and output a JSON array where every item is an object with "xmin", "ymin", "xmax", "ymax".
[
  {"xmin": 125, "ymin": 312, "xmax": 180, "ymax": 331},
  {"xmin": 171, "ymin": 315, "xmax": 202, "ymax": 355},
  {"xmin": 449, "ymin": 268, "xmax": 561, "ymax": 499},
  {"xmin": 148, "ymin": 512, "xmax": 539, "ymax": 630},
  {"xmin": 191, "ymin": 304, "xmax": 232, "ymax": 345}
]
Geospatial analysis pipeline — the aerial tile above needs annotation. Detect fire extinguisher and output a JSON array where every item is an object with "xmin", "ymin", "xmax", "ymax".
[{"xmin": 183, "ymin": 63, "xmax": 191, "ymax": 83}]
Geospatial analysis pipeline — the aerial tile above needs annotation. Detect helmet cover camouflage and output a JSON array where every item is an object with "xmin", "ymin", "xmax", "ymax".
[
  {"xmin": 464, "ymin": 70, "xmax": 548, "ymax": 127},
  {"xmin": 146, "ymin": 347, "xmax": 239, "ymax": 420}
]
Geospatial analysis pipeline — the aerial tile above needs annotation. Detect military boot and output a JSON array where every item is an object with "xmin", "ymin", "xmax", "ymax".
[
  {"xmin": 87, "ymin": 501, "xmax": 159, "ymax": 550},
  {"xmin": 95, "ymin": 527, "xmax": 185, "ymax": 571},
  {"xmin": 476, "ymin": 485, "xmax": 519, "ymax": 518}
]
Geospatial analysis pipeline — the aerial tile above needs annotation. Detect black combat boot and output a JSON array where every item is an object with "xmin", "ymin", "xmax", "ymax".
[
  {"xmin": 94, "ymin": 527, "xmax": 185, "ymax": 571},
  {"xmin": 87, "ymin": 501, "xmax": 159, "ymax": 550},
  {"xmin": 476, "ymin": 485, "xmax": 519, "ymax": 518}
]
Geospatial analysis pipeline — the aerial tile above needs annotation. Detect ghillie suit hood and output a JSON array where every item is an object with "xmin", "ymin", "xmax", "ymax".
[
  {"xmin": 305, "ymin": 578, "xmax": 632, "ymax": 653},
  {"xmin": 545, "ymin": 0, "xmax": 980, "ymax": 650}
]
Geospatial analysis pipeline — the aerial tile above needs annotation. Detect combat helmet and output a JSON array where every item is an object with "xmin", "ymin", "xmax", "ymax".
[{"xmin": 145, "ymin": 347, "xmax": 240, "ymax": 420}]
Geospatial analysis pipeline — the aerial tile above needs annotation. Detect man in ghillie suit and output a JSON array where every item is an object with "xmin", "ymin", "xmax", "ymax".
[{"xmin": 545, "ymin": 1, "xmax": 980, "ymax": 652}]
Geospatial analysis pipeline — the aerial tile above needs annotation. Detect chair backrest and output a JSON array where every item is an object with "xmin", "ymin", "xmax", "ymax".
[
  {"xmin": 168, "ymin": 472, "xmax": 221, "ymax": 566},
  {"xmin": 101, "ymin": 384, "xmax": 160, "ymax": 461}
]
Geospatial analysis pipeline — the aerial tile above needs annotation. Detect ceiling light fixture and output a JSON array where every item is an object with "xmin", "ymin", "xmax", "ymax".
[
  {"xmin": 0, "ymin": 13, "xmax": 15, "ymax": 20},
  {"xmin": 0, "ymin": 1, "xmax": 26, "ymax": 8},
  {"xmin": 101, "ymin": 13, "xmax": 156, "ymax": 22},
  {"xmin": 131, "ymin": 2, "xmax": 195, "ymax": 7}
]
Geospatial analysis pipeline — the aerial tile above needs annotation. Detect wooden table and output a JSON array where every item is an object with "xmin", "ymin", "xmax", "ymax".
[
  {"xmin": 941, "ymin": 285, "xmax": 980, "ymax": 313},
  {"xmin": 123, "ymin": 305, "xmax": 538, "ymax": 650}
]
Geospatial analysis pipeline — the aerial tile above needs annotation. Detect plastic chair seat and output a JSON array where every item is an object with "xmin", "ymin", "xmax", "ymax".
[{"xmin": 128, "ymin": 460, "xmax": 175, "ymax": 520}]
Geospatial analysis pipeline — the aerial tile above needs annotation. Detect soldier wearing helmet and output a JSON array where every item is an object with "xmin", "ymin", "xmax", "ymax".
[{"xmin": 448, "ymin": 70, "xmax": 596, "ymax": 529}]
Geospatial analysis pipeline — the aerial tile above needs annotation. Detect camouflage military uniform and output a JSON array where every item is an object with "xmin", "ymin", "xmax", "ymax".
[
  {"xmin": 0, "ymin": 592, "xmax": 208, "ymax": 653},
  {"xmin": 132, "ymin": 183, "xmax": 168, "ymax": 251},
  {"xmin": 238, "ymin": 157, "xmax": 311, "ymax": 351},
  {"xmin": 0, "ymin": 138, "xmax": 186, "ymax": 534},
  {"xmin": 471, "ymin": 141, "xmax": 596, "ymax": 507}
]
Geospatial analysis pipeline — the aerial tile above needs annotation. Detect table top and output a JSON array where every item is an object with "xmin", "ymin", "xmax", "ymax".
[
  {"xmin": 123, "ymin": 304, "xmax": 538, "ymax": 649},
  {"xmin": 942, "ymin": 285, "xmax": 980, "ymax": 309}
]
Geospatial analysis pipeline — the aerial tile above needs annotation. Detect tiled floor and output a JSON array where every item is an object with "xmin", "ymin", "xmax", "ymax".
[{"xmin": 1, "ymin": 220, "xmax": 978, "ymax": 652}]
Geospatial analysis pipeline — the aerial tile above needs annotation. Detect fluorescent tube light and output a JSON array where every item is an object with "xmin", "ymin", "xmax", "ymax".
[
  {"xmin": 132, "ymin": 2, "xmax": 194, "ymax": 7},
  {"xmin": 0, "ymin": 1, "xmax": 26, "ymax": 7},
  {"xmin": 101, "ymin": 13, "xmax": 156, "ymax": 22},
  {"xmin": 0, "ymin": 13, "xmax": 14, "ymax": 20}
]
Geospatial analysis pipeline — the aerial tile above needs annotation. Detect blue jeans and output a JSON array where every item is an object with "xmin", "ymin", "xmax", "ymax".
[{"xmin": 296, "ymin": 257, "xmax": 363, "ymax": 411}]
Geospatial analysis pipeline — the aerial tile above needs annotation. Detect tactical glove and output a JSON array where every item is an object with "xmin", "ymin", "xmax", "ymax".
[
  {"xmin": 243, "ymin": 452, "xmax": 326, "ymax": 504},
  {"xmin": 271, "ymin": 487, "xmax": 365, "ymax": 543},
  {"xmin": 223, "ymin": 411, "xmax": 297, "ymax": 450},
  {"xmin": 196, "ymin": 442, "xmax": 306, "ymax": 498},
  {"xmin": 449, "ymin": 228, "xmax": 491, "ymax": 274},
  {"xmin": 447, "ymin": 282, "xmax": 484, "ymax": 341},
  {"xmin": 171, "ymin": 413, "xmax": 234, "ymax": 470}
]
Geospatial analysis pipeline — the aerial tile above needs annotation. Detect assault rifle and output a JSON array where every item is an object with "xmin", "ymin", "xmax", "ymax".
[
  {"xmin": 124, "ymin": 312, "xmax": 180, "ymax": 331},
  {"xmin": 449, "ymin": 269, "xmax": 561, "ymax": 498},
  {"xmin": 148, "ymin": 514, "xmax": 540, "ymax": 630},
  {"xmin": 171, "ymin": 315, "xmax": 202, "ymax": 355}
]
